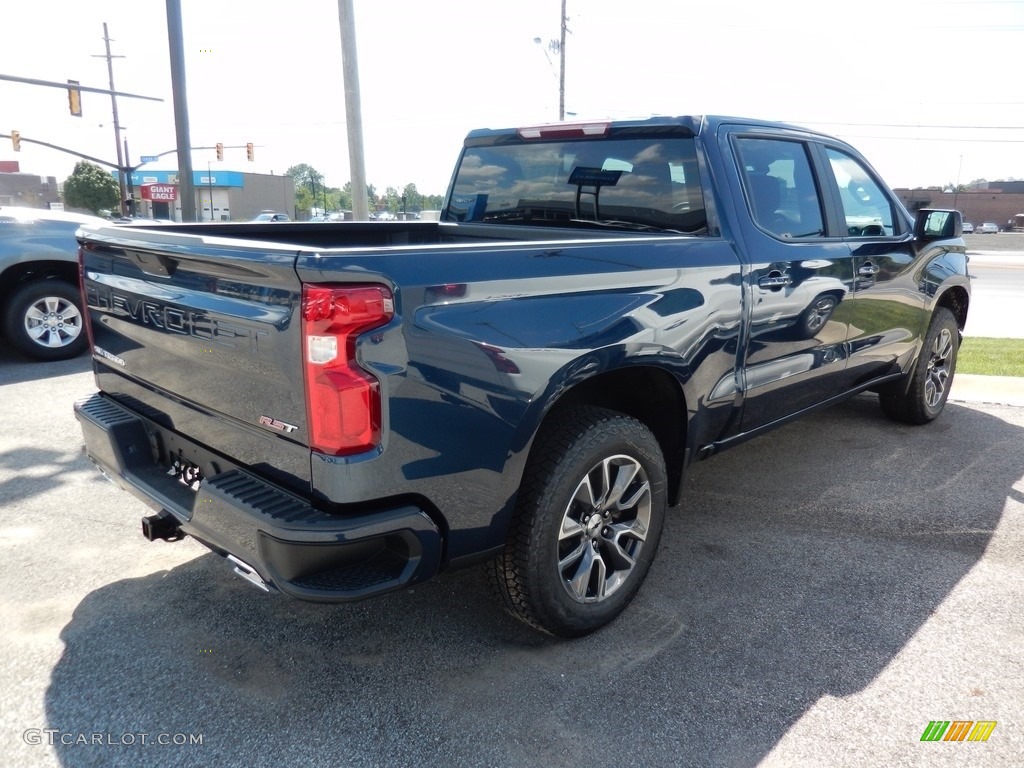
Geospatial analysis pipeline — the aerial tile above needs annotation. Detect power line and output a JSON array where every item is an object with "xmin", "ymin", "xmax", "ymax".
[
  {"xmin": 797, "ymin": 121, "xmax": 1024, "ymax": 131},
  {"xmin": 831, "ymin": 134, "xmax": 1024, "ymax": 143}
]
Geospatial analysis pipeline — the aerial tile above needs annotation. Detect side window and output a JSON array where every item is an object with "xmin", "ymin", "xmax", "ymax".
[
  {"xmin": 735, "ymin": 137, "xmax": 825, "ymax": 239},
  {"xmin": 825, "ymin": 148, "xmax": 896, "ymax": 237}
]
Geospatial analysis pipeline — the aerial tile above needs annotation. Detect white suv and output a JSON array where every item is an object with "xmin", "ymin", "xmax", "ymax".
[{"xmin": 0, "ymin": 207, "xmax": 106, "ymax": 361}]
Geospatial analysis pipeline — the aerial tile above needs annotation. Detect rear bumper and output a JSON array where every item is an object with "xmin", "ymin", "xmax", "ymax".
[{"xmin": 74, "ymin": 392, "xmax": 443, "ymax": 602}]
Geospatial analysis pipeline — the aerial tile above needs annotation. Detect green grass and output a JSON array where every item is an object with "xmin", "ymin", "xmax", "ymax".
[{"xmin": 958, "ymin": 337, "xmax": 1024, "ymax": 377}]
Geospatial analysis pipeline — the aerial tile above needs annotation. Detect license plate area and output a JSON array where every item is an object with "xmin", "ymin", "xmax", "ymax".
[
  {"xmin": 167, "ymin": 455, "xmax": 204, "ymax": 490},
  {"xmin": 151, "ymin": 428, "xmax": 212, "ymax": 493}
]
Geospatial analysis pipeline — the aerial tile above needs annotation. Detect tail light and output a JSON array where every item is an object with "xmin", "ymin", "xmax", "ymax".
[{"xmin": 301, "ymin": 284, "xmax": 394, "ymax": 456}]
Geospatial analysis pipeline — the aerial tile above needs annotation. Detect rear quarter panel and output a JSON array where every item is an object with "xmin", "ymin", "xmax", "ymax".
[{"xmin": 297, "ymin": 235, "xmax": 744, "ymax": 558}]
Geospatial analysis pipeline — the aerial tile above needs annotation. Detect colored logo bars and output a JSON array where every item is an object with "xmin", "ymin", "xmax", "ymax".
[{"xmin": 921, "ymin": 721, "xmax": 997, "ymax": 742}]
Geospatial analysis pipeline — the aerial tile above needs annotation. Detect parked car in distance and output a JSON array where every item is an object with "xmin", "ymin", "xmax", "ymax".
[
  {"xmin": 252, "ymin": 211, "xmax": 290, "ymax": 222},
  {"xmin": 961, "ymin": 222, "xmax": 974, "ymax": 234},
  {"xmin": 978, "ymin": 222, "xmax": 999, "ymax": 234},
  {"xmin": 0, "ymin": 206, "xmax": 106, "ymax": 361}
]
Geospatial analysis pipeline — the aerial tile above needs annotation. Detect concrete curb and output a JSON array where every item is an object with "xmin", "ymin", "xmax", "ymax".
[{"xmin": 950, "ymin": 373, "xmax": 1024, "ymax": 408}]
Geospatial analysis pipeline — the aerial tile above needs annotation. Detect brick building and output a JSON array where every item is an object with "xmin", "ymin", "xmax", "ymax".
[
  {"xmin": 0, "ymin": 162, "xmax": 61, "ymax": 209},
  {"xmin": 895, "ymin": 181, "xmax": 1024, "ymax": 231}
]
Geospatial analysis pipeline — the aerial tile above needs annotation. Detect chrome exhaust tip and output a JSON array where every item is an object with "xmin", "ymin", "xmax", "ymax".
[{"xmin": 226, "ymin": 554, "xmax": 271, "ymax": 593}]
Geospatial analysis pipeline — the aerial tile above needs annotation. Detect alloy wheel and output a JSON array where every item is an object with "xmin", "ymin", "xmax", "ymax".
[
  {"xmin": 24, "ymin": 295, "xmax": 83, "ymax": 349},
  {"xmin": 924, "ymin": 327, "xmax": 953, "ymax": 408},
  {"xmin": 557, "ymin": 454, "xmax": 652, "ymax": 603}
]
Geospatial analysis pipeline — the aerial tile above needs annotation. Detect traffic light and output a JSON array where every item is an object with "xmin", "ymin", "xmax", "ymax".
[
  {"xmin": 67, "ymin": 80, "xmax": 83, "ymax": 117},
  {"xmin": 11, "ymin": 130, "xmax": 20, "ymax": 152},
  {"xmin": 215, "ymin": 142, "xmax": 224, "ymax": 161},
  {"xmin": 246, "ymin": 142, "xmax": 254, "ymax": 161}
]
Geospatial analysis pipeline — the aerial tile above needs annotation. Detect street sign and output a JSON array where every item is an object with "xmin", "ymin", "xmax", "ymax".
[{"xmin": 140, "ymin": 155, "xmax": 159, "ymax": 163}]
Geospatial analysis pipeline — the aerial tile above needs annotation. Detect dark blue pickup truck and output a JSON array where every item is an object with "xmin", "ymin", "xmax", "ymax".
[{"xmin": 74, "ymin": 116, "xmax": 969, "ymax": 636}]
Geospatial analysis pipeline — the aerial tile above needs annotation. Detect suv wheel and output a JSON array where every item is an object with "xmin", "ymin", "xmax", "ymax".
[{"xmin": 3, "ymin": 280, "xmax": 88, "ymax": 361}]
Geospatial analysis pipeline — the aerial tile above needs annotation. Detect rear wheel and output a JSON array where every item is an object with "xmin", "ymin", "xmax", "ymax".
[
  {"xmin": 879, "ymin": 307, "xmax": 959, "ymax": 424},
  {"xmin": 3, "ymin": 280, "xmax": 88, "ymax": 361},
  {"xmin": 489, "ymin": 406, "xmax": 667, "ymax": 637}
]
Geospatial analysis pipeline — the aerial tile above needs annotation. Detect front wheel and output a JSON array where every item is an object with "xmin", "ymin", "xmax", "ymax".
[
  {"xmin": 488, "ymin": 406, "xmax": 667, "ymax": 637},
  {"xmin": 879, "ymin": 307, "xmax": 959, "ymax": 424}
]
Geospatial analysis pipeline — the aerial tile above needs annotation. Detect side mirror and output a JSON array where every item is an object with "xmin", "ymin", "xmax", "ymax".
[{"xmin": 914, "ymin": 208, "xmax": 962, "ymax": 240}]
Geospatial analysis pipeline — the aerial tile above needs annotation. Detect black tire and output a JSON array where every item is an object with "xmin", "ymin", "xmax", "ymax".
[
  {"xmin": 879, "ymin": 307, "xmax": 959, "ymax": 424},
  {"xmin": 488, "ymin": 405, "xmax": 667, "ymax": 637},
  {"xmin": 3, "ymin": 280, "xmax": 88, "ymax": 361}
]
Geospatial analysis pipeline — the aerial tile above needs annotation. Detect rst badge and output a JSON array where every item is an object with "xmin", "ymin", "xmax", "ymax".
[{"xmin": 258, "ymin": 415, "xmax": 298, "ymax": 434}]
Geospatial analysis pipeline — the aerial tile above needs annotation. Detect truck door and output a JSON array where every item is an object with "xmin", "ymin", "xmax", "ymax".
[
  {"xmin": 820, "ymin": 147, "xmax": 927, "ymax": 384},
  {"xmin": 729, "ymin": 135, "xmax": 857, "ymax": 430}
]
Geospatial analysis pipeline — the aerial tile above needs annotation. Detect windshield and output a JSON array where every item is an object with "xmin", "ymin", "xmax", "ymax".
[{"xmin": 444, "ymin": 137, "xmax": 707, "ymax": 234}]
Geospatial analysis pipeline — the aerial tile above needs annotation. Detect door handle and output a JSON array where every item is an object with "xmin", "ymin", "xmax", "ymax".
[
  {"xmin": 758, "ymin": 271, "xmax": 792, "ymax": 289},
  {"xmin": 858, "ymin": 263, "xmax": 880, "ymax": 276}
]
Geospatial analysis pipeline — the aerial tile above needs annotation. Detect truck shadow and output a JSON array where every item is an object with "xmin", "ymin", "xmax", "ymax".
[
  {"xmin": 43, "ymin": 396, "xmax": 1021, "ymax": 767},
  {"xmin": 0, "ymin": 447, "xmax": 91, "ymax": 508}
]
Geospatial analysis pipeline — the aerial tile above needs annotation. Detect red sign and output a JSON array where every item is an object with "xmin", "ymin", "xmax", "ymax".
[{"xmin": 141, "ymin": 183, "xmax": 178, "ymax": 202}]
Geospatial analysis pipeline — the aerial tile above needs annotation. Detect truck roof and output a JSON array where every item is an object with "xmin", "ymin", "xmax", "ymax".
[{"xmin": 463, "ymin": 115, "xmax": 831, "ymax": 143}]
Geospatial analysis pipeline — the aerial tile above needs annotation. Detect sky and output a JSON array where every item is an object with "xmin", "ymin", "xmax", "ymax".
[{"xmin": 2, "ymin": 0, "xmax": 1023, "ymax": 197}]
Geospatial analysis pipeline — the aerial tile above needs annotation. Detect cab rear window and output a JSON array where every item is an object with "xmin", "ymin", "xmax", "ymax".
[{"xmin": 446, "ymin": 137, "xmax": 707, "ymax": 234}]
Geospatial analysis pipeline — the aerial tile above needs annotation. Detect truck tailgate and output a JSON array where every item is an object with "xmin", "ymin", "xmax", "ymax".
[{"xmin": 79, "ymin": 225, "xmax": 312, "ymax": 491}]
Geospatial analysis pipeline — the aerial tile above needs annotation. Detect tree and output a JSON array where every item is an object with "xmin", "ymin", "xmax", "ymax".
[
  {"xmin": 342, "ymin": 181, "xmax": 375, "ymax": 214},
  {"xmin": 63, "ymin": 161, "xmax": 119, "ymax": 214},
  {"xmin": 401, "ymin": 183, "xmax": 421, "ymax": 212},
  {"xmin": 283, "ymin": 162, "xmax": 441, "ymax": 217},
  {"xmin": 421, "ymin": 192, "xmax": 444, "ymax": 210},
  {"xmin": 285, "ymin": 163, "xmax": 324, "ymax": 187},
  {"xmin": 337, "ymin": 182, "xmax": 353, "ymax": 211},
  {"xmin": 286, "ymin": 163, "xmax": 327, "ymax": 216}
]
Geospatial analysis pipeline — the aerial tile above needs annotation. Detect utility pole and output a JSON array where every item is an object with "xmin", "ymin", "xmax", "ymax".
[
  {"xmin": 953, "ymin": 154, "xmax": 963, "ymax": 212},
  {"xmin": 124, "ymin": 136, "xmax": 135, "ymax": 215},
  {"xmin": 166, "ymin": 0, "xmax": 196, "ymax": 221},
  {"xmin": 94, "ymin": 23, "xmax": 127, "ymax": 215},
  {"xmin": 338, "ymin": 0, "xmax": 369, "ymax": 221},
  {"xmin": 558, "ymin": 0, "xmax": 566, "ymax": 121},
  {"xmin": 207, "ymin": 161, "xmax": 215, "ymax": 221},
  {"xmin": 534, "ymin": 1, "xmax": 568, "ymax": 121}
]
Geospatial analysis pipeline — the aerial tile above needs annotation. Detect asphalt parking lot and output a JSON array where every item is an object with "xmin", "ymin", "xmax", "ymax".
[{"xmin": 0, "ymin": 346, "xmax": 1021, "ymax": 768}]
